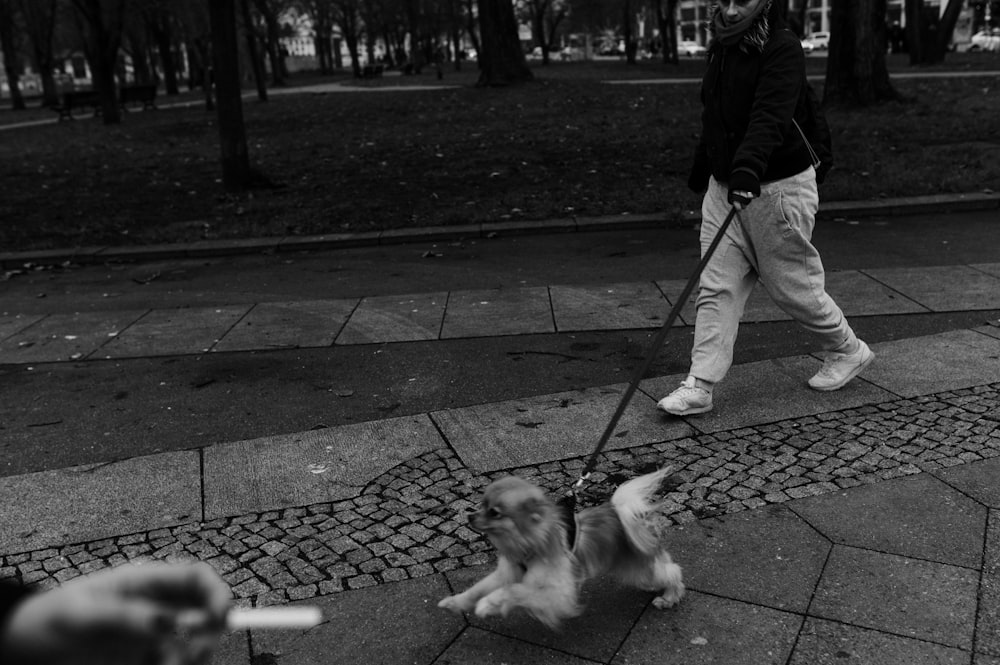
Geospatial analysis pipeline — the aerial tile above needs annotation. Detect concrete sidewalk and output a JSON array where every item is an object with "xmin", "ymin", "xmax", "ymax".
[{"xmin": 2, "ymin": 203, "xmax": 1000, "ymax": 663}]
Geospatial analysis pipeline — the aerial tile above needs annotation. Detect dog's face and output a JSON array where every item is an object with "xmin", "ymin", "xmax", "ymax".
[{"xmin": 470, "ymin": 476, "xmax": 560, "ymax": 561}]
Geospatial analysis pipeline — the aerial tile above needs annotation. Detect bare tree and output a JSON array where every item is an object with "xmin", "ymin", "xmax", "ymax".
[
  {"xmin": 299, "ymin": 0, "xmax": 336, "ymax": 73},
  {"xmin": 16, "ymin": 0, "xmax": 60, "ymax": 106},
  {"xmin": 906, "ymin": 0, "xmax": 964, "ymax": 65},
  {"xmin": 824, "ymin": 0, "xmax": 898, "ymax": 106},
  {"xmin": 174, "ymin": 0, "xmax": 213, "ymax": 108},
  {"xmin": 250, "ymin": 0, "xmax": 289, "ymax": 85},
  {"xmin": 0, "ymin": 0, "xmax": 26, "ymax": 110},
  {"xmin": 209, "ymin": 0, "xmax": 252, "ymax": 190},
  {"xmin": 140, "ymin": 0, "xmax": 181, "ymax": 95},
  {"xmin": 70, "ymin": 0, "xmax": 127, "ymax": 124},
  {"xmin": 331, "ymin": 0, "xmax": 364, "ymax": 77},
  {"xmin": 652, "ymin": 0, "xmax": 680, "ymax": 65},
  {"xmin": 241, "ymin": 0, "xmax": 269, "ymax": 99},
  {"xmin": 476, "ymin": 0, "xmax": 531, "ymax": 86},
  {"xmin": 523, "ymin": 0, "xmax": 568, "ymax": 65}
]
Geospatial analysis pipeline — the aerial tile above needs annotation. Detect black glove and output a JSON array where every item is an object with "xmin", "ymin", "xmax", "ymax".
[{"xmin": 728, "ymin": 169, "xmax": 760, "ymax": 210}]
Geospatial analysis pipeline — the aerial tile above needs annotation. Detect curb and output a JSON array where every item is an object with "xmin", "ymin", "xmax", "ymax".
[{"xmin": 2, "ymin": 192, "xmax": 998, "ymax": 269}]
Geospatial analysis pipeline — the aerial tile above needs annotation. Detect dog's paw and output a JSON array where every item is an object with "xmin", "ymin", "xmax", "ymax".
[
  {"xmin": 474, "ymin": 593, "xmax": 506, "ymax": 618},
  {"xmin": 652, "ymin": 586, "xmax": 685, "ymax": 609},
  {"xmin": 438, "ymin": 595, "xmax": 472, "ymax": 614}
]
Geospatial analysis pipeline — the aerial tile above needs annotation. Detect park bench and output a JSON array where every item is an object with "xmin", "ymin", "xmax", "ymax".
[
  {"xmin": 51, "ymin": 84, "xmax": 158, "ymax": 121},
  {"xmin": 119, "ymin": 83, "xmax": 157, "ymax": 111},
  {"xmin": 362, "ymin": 64, "xmax": 384, "ymax": 79},
  {"xmin": 51, "ymin": 90, "xmax": 102, "ymax": 121}
]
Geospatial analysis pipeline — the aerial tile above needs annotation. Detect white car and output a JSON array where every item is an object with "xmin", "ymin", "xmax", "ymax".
[
  {"xmin": 678, "ymin": 40, "xmax": 707, "ymax": 57},
  {"xmin": 969, "ymin": 29, "xmax": 1000, "ymax": 52},
  {"xmin": 801, "ymin": 39, "xmax": 815, "ymax": 53},
  {"xmin": 806, "ymin": 31, "xmax": 830, "ymax": 50}
]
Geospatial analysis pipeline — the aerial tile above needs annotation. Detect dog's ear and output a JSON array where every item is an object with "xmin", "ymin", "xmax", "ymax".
[{"xmin": 524, "ymin": 496, "xmax": 547, "ymax": 523}]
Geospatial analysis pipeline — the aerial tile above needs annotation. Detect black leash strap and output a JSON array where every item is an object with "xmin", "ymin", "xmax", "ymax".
[{"xmin": 573, "ymin": 205, "xmax": 740, "ymax": 493}]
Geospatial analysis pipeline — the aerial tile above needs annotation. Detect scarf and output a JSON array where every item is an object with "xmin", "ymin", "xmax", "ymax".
[{"xmin": 712, "ymin": 0, "xmax": 772, "ymax": 49}]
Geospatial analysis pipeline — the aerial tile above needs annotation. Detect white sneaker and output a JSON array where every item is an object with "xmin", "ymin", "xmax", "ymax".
[
  {"xmin": 657, "ymin": 376, "xmax": 713, "ymax": 416},
  {"xmin": 808, "ymin": 340, "xmax": 875, "ymax": 391}
]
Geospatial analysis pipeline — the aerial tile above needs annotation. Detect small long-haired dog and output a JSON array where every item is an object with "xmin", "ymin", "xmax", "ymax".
[{"xmin": 438, "ymin": 467, "xmax": 684, "ymax": 628}]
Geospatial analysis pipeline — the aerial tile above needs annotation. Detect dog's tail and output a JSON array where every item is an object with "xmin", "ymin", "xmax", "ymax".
[{"xmin": 611, "ymin": 467, "xmax": 672, "ymax": 554}]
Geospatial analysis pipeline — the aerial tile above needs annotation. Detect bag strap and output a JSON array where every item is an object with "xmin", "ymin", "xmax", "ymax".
[{"xmin": 792, "ymin": 118, "xmax": 821, "ymax": 170}]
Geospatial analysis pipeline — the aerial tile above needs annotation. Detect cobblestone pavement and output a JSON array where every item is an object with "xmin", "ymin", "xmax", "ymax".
[{"xmin": 5, "ymin": 382, "xmax": 997, "ymax": 608}]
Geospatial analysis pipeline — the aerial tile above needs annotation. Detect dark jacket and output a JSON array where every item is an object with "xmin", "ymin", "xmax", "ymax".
[{"xmin": 689, "ymin": 10, "xmax": 818, "ymax": 196}]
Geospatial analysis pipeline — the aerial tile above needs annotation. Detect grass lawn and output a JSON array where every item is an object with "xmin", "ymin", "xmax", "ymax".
[{"xmin": 1, "ymin": 53, "xmax": 998, "ymax": 252}]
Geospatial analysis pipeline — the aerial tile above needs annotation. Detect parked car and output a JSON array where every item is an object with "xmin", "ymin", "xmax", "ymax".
[
  {"xmin": 678, "ymin": 40, "xmax": 707, "ymax": 57},
  {"xmin": 805, "ymin": 31, "xmax": 830, "ymax": 50},
  {"xmin": 800, "ymin": 38, "xmax": 815, "ymax": 53},
  {"xmin": 969, "ymin": 29, "xmax": 1000, "ymax": 52}
]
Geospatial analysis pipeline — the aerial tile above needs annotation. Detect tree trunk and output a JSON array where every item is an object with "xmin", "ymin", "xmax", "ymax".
[
  {"xmin": 0, "ymin": 2, "xmax": 26, "ymax": 110},
  {"xmin": 240, "ymin": 0, "xmax": 268, "ymax": 100},
  {"xmin": 905, "ymin": 0, "xmax": 925, "ymax": 64},
  {"xmin": 208, "ymin": 0, "xmax": 251, "ymax": 191},
  {"xmin": 825, "ymin": 0, "xmax": 898, "ymax": 106},
  {"xmin": 929, "ymin": 0, "xmax": 964, "ymax": 62},
  {"xmin": 71, "ymin": 0, "xmax": 125, "ymax": 124},
  {"xmin": 17, "ymin": 0, "xmax": 60, "ymax": 106},
  {"xmin": 149, "ymin": 13, "xmax": 180, "ymax": 95},
  {"xmin": 476, "ymin": 0, "xmax": 532, "ymax": 86},
  {"xmin": 623, "ymin": 0, "xmax": 636, "ymax": 64},
  {"xmin": 0, "ymin": 40, "xmax": 26, "ymax": 110},
  {"xmin": 127, "ymin": 29, "xmax": 152, "ymax": 84}
]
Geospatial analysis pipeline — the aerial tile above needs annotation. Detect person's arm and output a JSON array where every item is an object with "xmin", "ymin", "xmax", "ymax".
[
  {"xmin": 0, "ymin": 562, "xmax": 231, "ymax": 665},
  {"xmin": 729, "ymin": 35, "xmax": 804, "ymax": 201}
]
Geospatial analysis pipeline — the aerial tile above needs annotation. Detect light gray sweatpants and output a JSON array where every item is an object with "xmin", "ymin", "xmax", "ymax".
[{"xmin": 690, "ymin": 167, "xmax": 858, "ymax": 384}]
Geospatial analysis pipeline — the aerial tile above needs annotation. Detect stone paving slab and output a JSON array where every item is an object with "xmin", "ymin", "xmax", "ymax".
[
  {"xmin": 250, "ymin": 575, "xmax": 464, "ymax": 665},
  {"xmin": 976, "ymin": 262, "xmax": 1000, "ymax": 279},
  {"xmin": 935, "ymin": 457, "xmax": 1000, "ymax": 508},
  {"xmin": 824, "ymin": 269, "xmax": 930, "ymax": 316},
  {"xmin": 439, "ymin": 627, "xmax": 595, "ymax": 665},
  {"xmin": 203, "ymin": 415, "xmax": 446, "ymax": 519},
  {"xmin": 978, "ymin": 323, "xmax": 1000, "ymax": 341},
  {"xmin": 100, "ymin": 305, "xmax": 252, "ymax": 358},
  {"xmin": 790, "ymin": 618, "xmax": 970, "ymax": 665},
  {"xmin": 212, "ymin": 300, "xmax": 357, "ymax": 352},
  {"xmin": 980, "ymin": 515, "xmax": 1000, "ymax": 658},
  {"xmin": 550, "ymin": 282, "xmax": 675, "ymax": 331},
  {"xmin": 432, "ymin": 384, "xmax": 693, "ymax": 472},
  {"xmin": 613, "ymin": 591, "xmax": 802, "ymax": 665},
  {"xmin": 863, "ymin": 328, "xmax": 1000, "ymax": 398},
  {"xmin": 789, "ymin": 473, "xmax": 986, "ymax": 568},
  {"xmin": 640, "ymin": 355, "xmax": 896, "ymax": 434},
  {"xmin": 0, "ymin": 451, "xmax": 200, "ymax": 554},
  {"xmin": 335, "ymin": 292, "xmax": 446, "ymax": 345},
  {"xmin": 0, "ymin": 310, "xmax": 146, "ymax": 363},
  {"xmin": 864, "ymin": 265, "xmax": 1000, "ymax": 311},
  {"xmin": 0, "ymin": 313, "xmax": 43, "ymax": 343},
  {"xmin": 664, "ymin": 504, "xmax": 830, "ymax": 613},
  {"xmin": 809, "ymin": 545, "xmax": 979, "ymax": 650},
  {"xmin": 440, "ymin": 287, "xmax": 554, "ymax": 339}
]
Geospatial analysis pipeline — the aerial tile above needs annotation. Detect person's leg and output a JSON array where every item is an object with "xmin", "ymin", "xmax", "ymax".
[
  {"xmin": 750, "ymin": 169, "xmax": 873, "ymax": 390},
  {"xmin": 689, "ymin": 177, "xmax": 758, "ymax": 384},
  {"xmin": 659, "ymin": 178, "xmax": 755, "ymax": 415}
]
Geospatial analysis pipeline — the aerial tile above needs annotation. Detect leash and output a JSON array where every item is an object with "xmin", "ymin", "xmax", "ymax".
[{"xmin": 565, "ymin": 205, "xmax": 741, "ymax": 507}]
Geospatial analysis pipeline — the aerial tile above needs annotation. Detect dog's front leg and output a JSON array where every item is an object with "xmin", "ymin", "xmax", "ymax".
[{"xmin": 439, "ymin": 560, "xmax": 517, "ymax": 615}]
